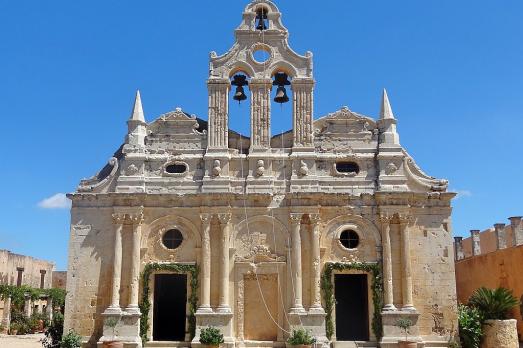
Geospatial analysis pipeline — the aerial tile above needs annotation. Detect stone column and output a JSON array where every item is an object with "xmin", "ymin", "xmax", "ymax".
[
  {"xmin": 24, "ymin": 297, "xmax": 32, "ymax": 317},
  {"xmin": 494, "ymin": 223, "xmax": 507, "ymax": 250},
  {"xmin": 2, "ymin": 297, "xmax": 11, "ymax": 329},
  {"xmin": 509, "ymin": 216, "xmax": 523, "ymax": 246},
  {"xmin": 249, "ymin": 78, "xmax": 272, "ymax": 151},
  {"xmin": 471, "ymin": 230, "xmax": 481, "ymax": 256},
  {"xmin": 380, "ymin": 214, "xmax": 396, "ymax": 311},
  {"xmin": 207, "ymin": 78, "xmax": 230, "ymax": 150},
  {"xmin": 291, "ymin": 78, "xmax": 314, "ymax": 149},
  {"xmin": 399, "ymin": 215, "xmax": 415, "ymax": 311},
  {"xmin": 126, "ymin": 213, "xmax": 143, "ymax": 314},
  {"xmin": 106, "ymin": 214, "xmax": 124, "ymax": 314},
  {"xmin": 217, "ymin": 213, "xmax": 232, "ymax": 313},
  {"xmin": 309, "ymin": 214, "xmax": 324, "ymax": 312},
  {"xmin": 45, "ymin": 298, "xmax": 53, "ymax": 321},
  {"xmin": 198, "ymin": 214, "xmax": 212, "ymax": 313},
  {"xmin": 454, "ymin": 237, "xmax": 464, "ymax": 261},
  {"xmin": 290, "ymin": 213, "xmax": 305, "ymax": 312}
]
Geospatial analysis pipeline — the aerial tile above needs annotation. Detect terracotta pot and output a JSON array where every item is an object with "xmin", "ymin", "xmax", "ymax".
[
  {"xmin": 201, "ymin": 345, "xmax": 220, "ymax": 348},
  {"xmin": 38, "ymin": 319, "xmax": 44, "ymax": 331},
  {"xmin": 398, "ymin": 341, "xmax": 417, "ymax": 348},
  {"xmin": 10, "ymin": 329, "xmax": 18, "ymax": 335},
  {"xmin": 102, "ymin": 342, "xmax": 124, "ymax": 348}
]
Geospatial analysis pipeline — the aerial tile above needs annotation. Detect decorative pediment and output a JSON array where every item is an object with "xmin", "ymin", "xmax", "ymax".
[
  {"xmin": 148, "ymin": 108, "xmax": 203, "ymax": 135},
  {"xmin": 316, "ymin": 107, "xmax": 377, "ymax": 135}
]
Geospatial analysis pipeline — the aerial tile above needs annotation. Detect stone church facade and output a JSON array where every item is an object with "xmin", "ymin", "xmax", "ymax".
[{"xmin": 64, "ymin": 1, "xmax": 457, "ymax": 347}]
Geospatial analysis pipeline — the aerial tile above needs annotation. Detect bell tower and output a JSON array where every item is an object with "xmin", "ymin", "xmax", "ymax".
[{"xmin": 206, "ymin": 0, "xmax": 314, "ymax": 154}]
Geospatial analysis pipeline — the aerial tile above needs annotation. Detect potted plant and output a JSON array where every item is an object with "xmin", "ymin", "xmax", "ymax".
[
  {"xmin": 468, "ymin": 287, "xmax": 519, "ymax": 348},
  {"xmin": 199, "ymin": 326, "xmax": 224, "ymax": 348},
  {"xmin": 61, "ymin": 329, "xmax": 82, "ymax": 348},
  {"xmin": 287, "ymin": 328, "xmax": 316, "ymax": 348},
  {"xmin": 103, "ymin": 317, "xmax": 123, "ymax": 348},
  {"xmin": 9, "ymin": 322, "xmax": 20, "ymax": 335},
  {"xmin": 396, "ymin": 318, "xmax": 416, "ymax": 348}
]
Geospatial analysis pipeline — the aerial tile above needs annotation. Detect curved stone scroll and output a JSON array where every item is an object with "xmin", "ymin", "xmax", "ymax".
[{"xmin": 78, "ymin": 157, "xmax": 119, "ymax": 192}]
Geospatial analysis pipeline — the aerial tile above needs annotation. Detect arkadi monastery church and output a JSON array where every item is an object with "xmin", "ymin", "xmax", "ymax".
[{"xmin": 64, "ymin": 1, "xmax": 458, "ymax": 347}]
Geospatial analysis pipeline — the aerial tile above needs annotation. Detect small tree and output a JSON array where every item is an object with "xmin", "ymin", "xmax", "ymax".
[
  {"xmin": 105, "ymin": 317, "xmax": 120, "ymax": 337},
  {"xmin": 396, "ymin": 318, "xmax": 413, "ymax": 342}
]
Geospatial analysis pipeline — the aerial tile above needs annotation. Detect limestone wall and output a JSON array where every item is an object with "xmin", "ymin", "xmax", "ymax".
[
  {"xmin": 455, "ymin": 245, "xmax": 523, "ymax": 340},
  {"xmin": 0, "ymin": 249, "xmax": 55, "ymax": 288}
]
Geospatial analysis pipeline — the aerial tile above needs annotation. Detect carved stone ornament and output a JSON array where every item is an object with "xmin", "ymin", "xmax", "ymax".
[
  {"xmin": 212, "ymin": 159, "xmax": 222, "ymax": 177},
  {"xmin": 126, "ymin": 164, "xmax": 139, "ymax": 176},
  {"xmin": 255, "ymin": 160, "xmax": 265, "ymax": 177},
  {"xmin": 385, "ymin": 162, "xmax": 398, "ymax": 175},
  {"xmin": 235, "ymin": 232, "xmax": 285, "ymax": 263},
  {"xmin": 298, "ymin": 160, "xmax": 309, "ymax": 176}
]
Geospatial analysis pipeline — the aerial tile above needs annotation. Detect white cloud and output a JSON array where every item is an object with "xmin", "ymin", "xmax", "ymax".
[
  {"xmin": 453, "ymin": 189, "xmax": 472, "ymax": 199},
  {"xmin": 38, "ymin": 193, "xmax": 71, "ymax": 209}
]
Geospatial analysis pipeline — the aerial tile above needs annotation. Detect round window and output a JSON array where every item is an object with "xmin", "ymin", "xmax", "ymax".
[
  {"xmin": 339, "ymin": 230, "xmax": 359, "ymax": 249},
  {"xmin": 162, "ymin": 229, "xmax": 183, "ymax": 250}
]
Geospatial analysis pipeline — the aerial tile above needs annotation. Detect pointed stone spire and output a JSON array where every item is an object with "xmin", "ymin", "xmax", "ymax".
[
  {"xmin": 130, "ymin": 90, "xmax": 145, "ymax": 123},
  {"xmin": 126, "ymin": 90, "xmax": 147, "ymax": 147},
  {"xmin": 380, "ymin": 89, "xmax": 395, "ymax": 120}
]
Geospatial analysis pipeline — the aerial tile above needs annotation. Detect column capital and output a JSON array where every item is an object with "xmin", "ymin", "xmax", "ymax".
[
  {"xmin": 218, "ymin": 213, "xmax": 232, "ymax": 224},
  {"xmin": 397, "ymin": 213, "xmax": 412, "ymax": 225},
  {"xmin": 379, "ymin": 213, "xmax": 393, "ymax": 224},
  {"xmin": 200, "ymin": 213, "xmax": 212, "ymax": 225},
  {"xmin": 128, "ymin": 213, "xmax": 144, "ymax": 225},
  {"xmin": 309, "ymin": 214, "xmax": 321, "ymax": 225},
  {"xmin": 290, "ymin": 213, "xmax": 303, "ymax": 225},
  {"xmin": 112, "ymin": 213, "xmax": 126, "ymax": 225},
  {"xmin": 207, "ymin": 77, "xmax": 231, "ymax": 86}
]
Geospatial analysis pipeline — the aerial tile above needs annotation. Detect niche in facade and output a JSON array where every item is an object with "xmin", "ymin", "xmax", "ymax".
[
  {"xmin": 164, "ymin": 162, "xmax": 188, "ymax": 176},
  {"xmin": 335, "ymin": 161, "xmax": 359, "ymax": 176}
]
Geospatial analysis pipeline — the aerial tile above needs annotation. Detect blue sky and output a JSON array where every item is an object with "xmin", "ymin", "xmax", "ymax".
[{"xmin": 1, "ymin": 1, "xmax": 522, "ymax": 270}]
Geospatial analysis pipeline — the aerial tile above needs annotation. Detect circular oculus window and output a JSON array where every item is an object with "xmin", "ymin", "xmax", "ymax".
[
  {"xmin": 162, "ymin": 229, "xmax": 184, "ymax": 250},
  {"xmin": 339, "ymin": 230, "xmax": 360, "ymax": 249}
]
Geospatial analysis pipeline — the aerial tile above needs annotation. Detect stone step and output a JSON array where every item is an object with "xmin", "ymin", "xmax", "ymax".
[
  {"xmin": 332, "ymin": 342, "xmax": 378, "ymax": 348},
  {"xmin": 145, "ymin": 341, "xmax": 190, "ymax": 348}
]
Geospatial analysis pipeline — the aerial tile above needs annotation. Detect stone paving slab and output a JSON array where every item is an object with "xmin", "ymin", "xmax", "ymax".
[{"xmin": 0, "ymin": 333, "xmax": 45, "ymax": 348}]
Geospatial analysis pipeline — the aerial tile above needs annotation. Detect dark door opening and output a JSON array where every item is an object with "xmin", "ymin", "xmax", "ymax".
[
  {"xmin": 334, "ymin": 274, "xmax": 369, "ymax": 341},
  {"xmin": 153, "ymin": 274, "xmax": 187, "ymax": 341}
]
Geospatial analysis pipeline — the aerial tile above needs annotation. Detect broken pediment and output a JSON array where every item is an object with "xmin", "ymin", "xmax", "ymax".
[
  {"xmin": 148, "ymin": 108, "xmax": 203, "ymax": 136},
  {"xmin": 315, "ymin": 107, "xmax": 377, "ymax": 135}
]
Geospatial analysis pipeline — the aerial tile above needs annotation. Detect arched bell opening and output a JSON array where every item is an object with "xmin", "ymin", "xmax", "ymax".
[
  {"xmin": 228, "ymin": 71, "xmax": 251, "ymax": 138},
  {"xmin": 270, "ymin": 70, "xmax": 293, "ymax": 138},
  {"xmin": 254, "ymin": 5, "xmax": 270, "ymax": 31}
]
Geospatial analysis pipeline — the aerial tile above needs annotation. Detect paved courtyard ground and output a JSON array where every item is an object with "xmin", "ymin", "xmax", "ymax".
[{"xmin": 0, "ymin": 333, "xmax": 45, "ymax": 348}]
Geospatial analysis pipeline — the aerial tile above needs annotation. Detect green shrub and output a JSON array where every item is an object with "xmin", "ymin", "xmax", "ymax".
[
  {"xmin": 468, "ymin": 287, "xmax": 519, "ymax": 320},
  {"xmin": 199, "ymin": 327, "xmax": 224, "ymax": 346},
  {"xmin": 458, "ymin": 304, "xmax": 482, "ymax": 348},
  {"xmin": 60, "ymin": 329, "xmax": 82, "ymax": 348},
  {"xmin": 287, "ymin": 328, "xmax": 316, "ymax": 346},
  {"xmin": 42, "ymin": 312, "xmax": 64, "ymax": 348}
]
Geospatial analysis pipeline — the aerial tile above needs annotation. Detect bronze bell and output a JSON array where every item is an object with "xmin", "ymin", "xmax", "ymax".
[
  {"xmin": 231, "ymin": 74, "xmax": 249, "ymax": 103},
  {"xmin": 233, "ymin": 85, "xmax": 247, "ymax": 103},
  {"xmin": 274, "ymin": 86, "xmax": 289, "ymax": 104},
  {"xmin": 273, "ymin": 72, "xmax": 291, "ymax": 104},
  {"xmin": 256, "ymin": 9, "xmax": 268, "ymax": 30}
]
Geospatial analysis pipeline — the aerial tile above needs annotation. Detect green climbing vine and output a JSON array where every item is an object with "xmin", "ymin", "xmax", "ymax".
[
  {"xmin": 139, "ymin": 263, "xmax": 199, "ymax": 345},
  {"xmin": 0, "ymin": 284, "xmax": 66, "ymax": 309},
  {"xmin": 321, "ymin": 262, "xmax": 383, "ymax": 341}
]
